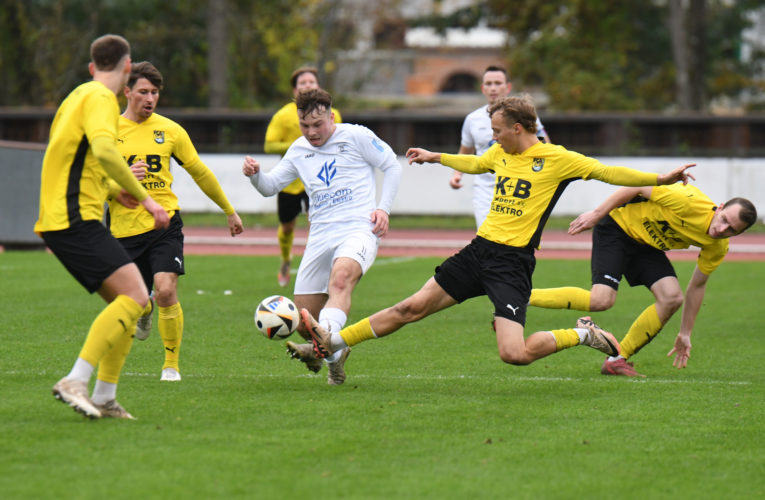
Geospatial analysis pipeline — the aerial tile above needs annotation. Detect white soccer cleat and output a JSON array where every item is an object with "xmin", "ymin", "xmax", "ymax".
[
  {"xmin": 576, "ymin": 316, "xmax": 620, "ymax": 357},
  {"xmin": 94, "ymin": 399, "xmax": 135, "ymax": 419},
  {"xmin": 135, "ymin": 296, "xmax": 154, "ymax": 341},
  {"xmin": 160, "ymin": 367, "xmax": 182, "ymax": 381},
  {"xmin": 52, "ymin": 377, "xmax": 101, "ymax": 419},
  {"xmin": 327, "ymin": 347, "xmax": 351, "ymax": 386}
]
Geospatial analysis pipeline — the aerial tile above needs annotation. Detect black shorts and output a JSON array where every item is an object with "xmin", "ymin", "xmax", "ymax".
[
  {"xmin": 277, "ymin": 190, "xmax": 309, "ymax": 223},
  {"xmin": 117, "ymin": 212, "xmax": 185, "ymax": 291},
  {"xmin": 591, "ymin": 215, "xmax": 676, "ymax": 290},
  {"xmin": 434, "ymin": 236, "xmax": 536, "ymax": 325},
  {"xmin": 41, "ymin": 220, "xmax": 133, "ymax": 294}
]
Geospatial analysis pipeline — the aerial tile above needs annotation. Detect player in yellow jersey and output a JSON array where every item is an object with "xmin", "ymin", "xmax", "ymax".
[
  {"xmin": 36, "ymin": 35, "xmax": 169, "ymax": 419},
  {"xmin": 107, "ymin": 61, "xmax": 243, "ymax": 382},
  {"xmin": 264, "ymin": 66, "xmax": 342, "ymax": 286},
  {"xmin": 529, "ymin": 184, "xmax": 756, "ymax": 376},
  {"xmin": 297, "ymin": 95, "xmax": 696, "ymax": 379}
]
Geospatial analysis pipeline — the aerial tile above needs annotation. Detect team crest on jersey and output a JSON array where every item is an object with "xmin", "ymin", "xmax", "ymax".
[
  {"xmin": 154, "ymin": 130, "xmax": 165, "ymax": 144},
  {"xmin": 532, "ymin": 158, "xmax": 545, "ymax": 172},
  {"xmin": 317, "ymin": 159, "xmax": 337, "ymax": 187}
]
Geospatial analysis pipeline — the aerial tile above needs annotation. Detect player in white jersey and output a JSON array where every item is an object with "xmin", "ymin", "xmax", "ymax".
[
  {"xmin": 450, "ymin": 66, "xmax": 550, "ymax": 228},
  {"xmin": 242, "ymin": 88, "xmax": 401, "ymax": 385}
]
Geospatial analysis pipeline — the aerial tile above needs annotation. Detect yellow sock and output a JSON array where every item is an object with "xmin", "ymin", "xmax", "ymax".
[
  {"xmin": 141, "ymin": 299, "xmax": 153, "ymax": 317},
  {"xmin": 159, "ymin": 303, "xmax": 183, "ymax": 371},
  {"xmin": 620, "ymin": 304, "xmax": 663, "ymax": 359},
  {"xmin": 277, "ymin": 225, "xmax": 293, "ymax": 263},
  {"xmin": 550, "ymin": 328, "xmax": 581, "ymax": 352},
  {"xmin": 339, "ymin": 318, "xmax": 376, "ymax": 347},
  {"xmin": 529, "ymin": 287, "xmax": 591, "ymax": 310},
  {"xmin": 96, "ymin": 323, "xmax": 136, "ymax": 384},
  {"xmin": 79, "ymin": 294, "xmax": 142, "ymax": 367}
]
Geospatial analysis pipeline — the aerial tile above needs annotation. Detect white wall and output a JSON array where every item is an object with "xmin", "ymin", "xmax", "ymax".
[{"xmin": 173, "ymin": 154, "xmax": 765, "ymax": 220}]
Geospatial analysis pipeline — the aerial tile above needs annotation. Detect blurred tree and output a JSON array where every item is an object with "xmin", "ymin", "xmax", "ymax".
[{"xmin": 484, "ymin": 0, "xmax": 763, "ymax": 111}]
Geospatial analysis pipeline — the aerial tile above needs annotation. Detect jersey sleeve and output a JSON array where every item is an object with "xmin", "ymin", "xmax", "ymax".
[
  {"xmin": 460, "ymin": 115, "xmax": 474, "ymax": 149},
  {"xmin": 697, "ymin": 239, "xmax": 728, "ymax": 275},
  {"xmin": 249, "ymin": 157, "xmax": 300, "ymax": 196},
  {"xmin": 171, "ymin": 125, "xmax": 201, "ymax": 167},
  {"xmin": 82, "ymin": 89, "xmax": 118, "ymax": 142},
  {"xmin": 354, "ymin": 126, "xmax": 401, "ymax": 214}
]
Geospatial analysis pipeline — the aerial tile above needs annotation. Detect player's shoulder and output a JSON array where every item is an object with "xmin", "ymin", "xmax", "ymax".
[{"xmin": 465, "ymin": 105, "xmax": 489, "ymax": 122}]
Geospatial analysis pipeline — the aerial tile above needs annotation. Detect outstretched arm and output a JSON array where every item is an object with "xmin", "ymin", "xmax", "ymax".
[
  {"xmin": 667, "ymin": 266, "xmax": 710, "ymax": 368},
  {"xmin": 569, "ymin": 186, "xmax": 651, "ymax": 234},
  {"xmin": 449, "ymin": 145, "xmax": 475, "ymax": 189}
]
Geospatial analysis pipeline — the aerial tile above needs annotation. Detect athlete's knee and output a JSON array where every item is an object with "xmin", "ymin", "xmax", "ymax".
[
  {"xmin": 589, "ymin": 289, "xmax": 616, "ymax": 311},
  {"xmin": 390, "ymin": 297, "xmax": 428, "ymax": 324},
  {"xmin": 657, "ymin": 291, "xmax": 684, "ymax": 315},
  {"xmin": 497, "ymin": 346, "xmax": 532, "ymax": 366}
]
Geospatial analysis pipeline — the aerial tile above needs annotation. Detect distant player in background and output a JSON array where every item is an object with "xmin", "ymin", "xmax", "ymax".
[
  {"xmin": 36, "ymin": 35, "xmax": 169, "ymax": 419},
  {"xmin": 529, "ymin": 185, "xmax": 756, "ymax": 376},
  {"xmin": 109, "ymin": 61, "xmax": 243, "ymax": 382},
  {"xmin": 264, "ymin": 66, "xmax": 342, "ymax": 287},
  {"xmin": 450, "ymin": 66, "xmax": 550, "ymax": 228},
  {"xmin": 298, "ymin": 95, "xmax": 696, "ymax": 382},
  {"xmin": 243, "ymin": 89, "xmax": 401, "ymax": 385}
]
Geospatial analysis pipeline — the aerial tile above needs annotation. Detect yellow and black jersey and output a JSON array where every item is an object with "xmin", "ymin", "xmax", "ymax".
[
  {"xmin": 109, "ymin": 112, "xmax": 234, "ymax": 238},
  {"xmin": 264, "ymin": 102, "xmax": 342, "ymax": 195},
  {"xmin": 610, "ymin": 184, "xmax": 728, "ymax": 274},
  {"xmin": 443, "ymin": 142, "xmax": 660, "ymax": 249},
  {"xmin": 35, "ymin": 81, "xmax": 120, "ymax": 232}
]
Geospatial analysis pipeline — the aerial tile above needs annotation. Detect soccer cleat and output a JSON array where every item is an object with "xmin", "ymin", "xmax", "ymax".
[
  {"xmin": 135, "ymin": 296, "xmax": 154, "ymax": 341},
  {"xmin": 160, "ymin": 367, "xmax": 182, "ymax": 381},
  {"xmin": 52, "ymin": 377, "xmax": 101, "ymax": 419},
  {"xmin": 94, "ymin": 399, "xmax": 135, "ymax": 419},
  {"xmin": 576, "ymin": 316, "xmax": 620, "ymax": 357},
  {"xmin": 286, "ymin": 341, "xmax": 323, "ymax": 373},
  {"xmin": 277, "ymin": 261, "xmax": 290, "ymax": 287},
  {"xmin": 327, "ymin": 347, "xmax": 351, "ymax": 386},
  {"xmin": 300, "ymin": 308, "xmax": 334, "ymax": 359},
  {"xmin": 601, "ymin": 358, "xmax": 646, "ymax": 377}
]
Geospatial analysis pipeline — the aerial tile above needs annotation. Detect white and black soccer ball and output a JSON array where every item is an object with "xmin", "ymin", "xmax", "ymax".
[{"xmin": 255, "ymin": 295, "xmax": 299, "ymax": 339}]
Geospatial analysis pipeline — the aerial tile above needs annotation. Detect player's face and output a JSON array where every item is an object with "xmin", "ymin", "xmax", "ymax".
[
  {"xmin": 482, "ymin": 71, "xmax": 511, "ymax": 104},
  {"xmin": 298, "ymin": 107, "xmax": 336, "ymax": 147},
  {"xmin": 294, "ymin": 72, "xmax": 319, "ymax": 95},
  {"xmin": 125, "ymin": 77, "xmax": 159, "ymax": 122},
  {"xmin": 708, "ymin": 203, "xmax": 747, "ymax": 239},
  {"xmin": 491, "ymin": 110, "xmax": 522, "ymax": 154}
]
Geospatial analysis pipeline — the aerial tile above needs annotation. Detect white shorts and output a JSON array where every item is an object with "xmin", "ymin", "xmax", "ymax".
[
  {"xmin": 294, "ymin": 224, "xmax": 379, "ymax": 295},
  {"xmin": 472, "ymin": 172, "xmax": 494, "ymax": 228}
]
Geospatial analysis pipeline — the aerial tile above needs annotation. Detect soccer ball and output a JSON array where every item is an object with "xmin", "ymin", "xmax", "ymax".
[{"xmin": 255, "ymin": 295, "xmax": 300, "ymax": 339}]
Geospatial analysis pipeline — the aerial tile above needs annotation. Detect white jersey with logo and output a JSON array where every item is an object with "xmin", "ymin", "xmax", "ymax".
[
  {"xmin": 250, "ymin": 123, "xmax": 401, "ymax": 229},
  {"xmin": 250, "ymin": 123, "xmax": 401, "ymax": 294},
  {"xmin": 461, "ymin": 104, "xmax": 547, "ymax": 228}
]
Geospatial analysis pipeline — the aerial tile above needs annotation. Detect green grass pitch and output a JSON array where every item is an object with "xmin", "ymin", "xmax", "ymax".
[{"xmin": 1, "ymin": 251, "xmax": 763, "ymax": 499}]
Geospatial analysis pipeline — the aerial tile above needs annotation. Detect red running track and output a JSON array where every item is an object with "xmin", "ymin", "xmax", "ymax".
[{"xmin": 184, "ymin": 226, "xmax": 765, "ymax": 261}]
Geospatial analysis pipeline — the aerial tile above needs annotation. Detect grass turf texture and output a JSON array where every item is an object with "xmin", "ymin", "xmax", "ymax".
[{"xmin": 1, "ymin": 251, "xmax": 763, "ymax": 499}]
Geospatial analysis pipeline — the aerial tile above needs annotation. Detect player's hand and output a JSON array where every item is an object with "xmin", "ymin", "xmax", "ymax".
[
  {"xmin": 405, "ymin": 148, "xmax": 439, "ymax": 165},
  {"xmin": 657, "ymin": 163, "xmax": 696, "ymax": 185},
  {"xmin": 667, "ymin": 333, "xmax": 692, "ymax": 368},
  {"xmin": 449, "ymin": 171, "xmax": 463, "ymax": 189},
  {"xmin": 115, "ymin": 189, "xmax": 140, "ymax": 209},
  {"xmin": 129, "ymin": 161, "xmax": 148, "ymax": 181},
  {"xmin": 141, "ymin": 196, "xmax": 170, "ymax": 230},
  {"xmin": 568, "ymin": 210, "xmax": 599, "ymax": 235},
  {"xmin": 228, "ymin": 212, "xmax": 244, "ymax": 237},
  {"xmin": 242, "ymin": 156, "xmax": 261, "ymax": 177},
  {"xmin": 370, "ymin": 209, "xmax": 390, "ymax": 237}
]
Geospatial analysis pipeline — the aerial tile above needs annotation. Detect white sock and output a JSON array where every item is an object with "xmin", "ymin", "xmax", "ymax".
[
  {"xmin": 319, "ymin": 307, "xmax": 347, "ymax": 334},
  {"xmin": 67, "ymin": 357, "xmax": 95, "ymax": 383},
  {"xmin": 91, "ymin": 380, "xmax": 117, "ymax": 405},
  {"xmin": 574, "ymin": 328, "xmax": 589, "ymax": 343},
  {"xmin": 607, "ymin": 355, "xmax": 624, "ymax": 362}
]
